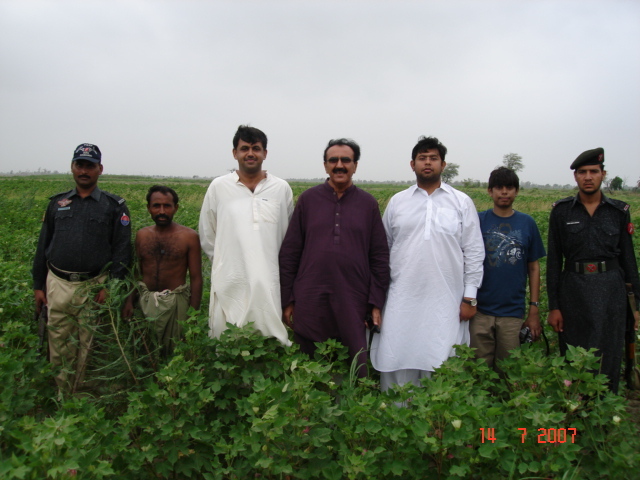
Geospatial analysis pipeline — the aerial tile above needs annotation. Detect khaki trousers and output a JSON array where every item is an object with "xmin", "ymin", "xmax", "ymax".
[
  {"xmin": 469, "ymin": 311, "xmax": 523, "ymax": 371},
  {"xmin": 46, "ymin": 270, "xmax": 106, "ymax": 393}
]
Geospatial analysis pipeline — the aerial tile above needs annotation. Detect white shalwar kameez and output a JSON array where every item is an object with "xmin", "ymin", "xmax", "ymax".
[
  {"xmin": 199, "ymin": 172, "xmax": 293, "ymax": 346},
  {"xmin": 371, "ymin": 183, "xmax": 484, "ymax": 377}
]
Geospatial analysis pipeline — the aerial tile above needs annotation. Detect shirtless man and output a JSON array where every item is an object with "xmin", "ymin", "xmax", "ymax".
[{"xmin": 123, "ymin": 185, "xmax": 203, "ymax": 353}]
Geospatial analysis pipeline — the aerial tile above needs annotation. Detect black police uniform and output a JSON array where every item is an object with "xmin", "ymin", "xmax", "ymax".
[
  {"xmin": 547, "ymin": 193, "xmax": 639, "ymax": 393},
  {"xmin": 33, "ymin": 186, "xmax": 132, "ymax": 288},
  {"xmin": 32, "ymin": 186, "xmax": 131, "ymax": 392}
]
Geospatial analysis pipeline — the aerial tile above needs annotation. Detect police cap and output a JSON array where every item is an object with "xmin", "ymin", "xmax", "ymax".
[
  {"xmin": 72, "ymin": 143, "xmax": 102, "ymax": 164},
  {"xmin": 570, "ymin": 147, "xmax": 604, "ymax": 170}
]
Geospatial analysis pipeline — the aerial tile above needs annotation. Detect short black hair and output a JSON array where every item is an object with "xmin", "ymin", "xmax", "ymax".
[
  {"xmin": 488, "ymin": 167, "xmax": 519, "ymax": 190},
  {"xmin": 146, "ymin": 185, "xmax": 179, "ymax": 205},
  {"xmin": 323, "ymin": 138, "xmax": 361, "ymax": 162},
  {"xmin": 411, "ymin": 136, "xmax": 447, "ymax": 161},
  {"xmin": 233, "ymin": 125, "xmax": 268, "ymax": 150}
]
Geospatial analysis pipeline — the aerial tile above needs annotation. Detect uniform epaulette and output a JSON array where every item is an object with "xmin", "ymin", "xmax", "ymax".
[
  {"xmin": 605, "ymin": 197, "xmax": 630, "ymax": 213},
  {"xmin": 551, "ymin": 196, "xmax": 573, "ymax": 208},
  {"xmin": 48, "ymin": 190, "xmax": 73, "ymax": 200},
  {"xmin": 103, "ymin": 191, "xmax": 126, "ymax": 205}
]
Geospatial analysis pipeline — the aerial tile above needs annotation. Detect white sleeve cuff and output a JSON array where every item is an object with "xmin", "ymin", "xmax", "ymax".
[{"xmin": 464, "ymin": 286, "xmax": 478, "ymax": 298}]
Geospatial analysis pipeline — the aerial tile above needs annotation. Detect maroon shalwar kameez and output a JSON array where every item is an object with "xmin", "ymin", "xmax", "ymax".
[{"xmin": 279, "ymin": 181, "xmax": 390, "ymax": 376}]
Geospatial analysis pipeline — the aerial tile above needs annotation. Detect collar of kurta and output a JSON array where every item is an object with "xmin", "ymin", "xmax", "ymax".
[
  {"xmin": 233, "ymin": 171, "xmax": 270, "ymax": 183},
  {"xmin": 66, "ymin": 186, "xmax": 103, "ymax": 201},
  {"xmin": 323, "ymin": 178, "xmax": 356, "ymax": 197},
  {"xmin": 410, "ymin": 181, "xmax": 452, "ymax": 196}
]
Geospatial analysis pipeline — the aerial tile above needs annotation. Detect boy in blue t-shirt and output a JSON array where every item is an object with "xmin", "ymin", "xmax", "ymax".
[{"xmin": 470, "ymin": 167, "xmax": 546, "ymax": 371}]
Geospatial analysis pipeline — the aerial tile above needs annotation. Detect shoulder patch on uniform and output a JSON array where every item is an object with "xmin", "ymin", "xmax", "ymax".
[
  {"xmin": 629, "ymin": 223, "xmax": 635, "ymax": 235},
  {"xmin": 120, "ymin": 212, "xmax": 131, "ymax": 226},
  {"xmin": 551, "ymin": 196, "xmax": 572, "ymax": 208},
  {"xmin": 103, "ymin": 191, "xmax": 126, "ymax": 204},
  {"xmin": 606, "ymin": 197, "xmax": 630, "ymax": 213}
]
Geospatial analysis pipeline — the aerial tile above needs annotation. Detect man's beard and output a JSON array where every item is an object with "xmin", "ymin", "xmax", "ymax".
[{"xmin": 154, "ymin": 214, "xmax": 171, "ymax": 225}]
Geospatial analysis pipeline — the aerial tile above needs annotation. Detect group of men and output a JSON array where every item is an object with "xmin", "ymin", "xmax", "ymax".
[
  {"xmin": 33, "ymin": 144, "xmax": 202, "ymax": 393},
  {"xmin": 33, "ymin": 127, "xmax": 639, "ymax": 396}
]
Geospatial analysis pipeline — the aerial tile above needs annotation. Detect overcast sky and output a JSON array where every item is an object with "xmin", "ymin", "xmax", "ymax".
[{"xmin": 1, "ymin": 0, "xmax": 638, "ymax": 186}]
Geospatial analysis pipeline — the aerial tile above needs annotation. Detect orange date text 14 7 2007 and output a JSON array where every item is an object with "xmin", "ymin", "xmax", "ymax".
[{"xmin": 479, "ymin": 428, "xmax": 578, "ymax": 444}]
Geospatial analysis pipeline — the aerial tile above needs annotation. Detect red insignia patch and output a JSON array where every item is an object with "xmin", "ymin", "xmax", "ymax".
[
  {"xmin": 629, "ymin": 223, "xmax": 635, "ymax": 235},
  {"xmin": 586, "ymin": 263, "xmax": 597, "ymax": 273},
  {"xmin": 57, "ymin": 199, "xmax": 72, "ymax": 207},
  {"xmin": 120, "ymin": 213, "xmax": 130, "ymax": 226}
]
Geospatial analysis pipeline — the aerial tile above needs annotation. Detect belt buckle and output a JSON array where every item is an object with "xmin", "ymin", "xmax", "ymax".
[
  {"xmin": 585, "ymin": 263, "xmax": 598, "ymax": 274},
  {"xmin": 70, "ymin": 273, "xmax": 81, "ymax": 282}
]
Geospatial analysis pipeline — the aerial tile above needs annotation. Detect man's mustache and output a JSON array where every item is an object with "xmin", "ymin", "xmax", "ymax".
[
  {"xmin": 154, "ymin": 214, "xmax": 170, "ymax": 221},
  {"xmin": 332, "ymin": 168, "xmax": 348, "ymax": 174}
]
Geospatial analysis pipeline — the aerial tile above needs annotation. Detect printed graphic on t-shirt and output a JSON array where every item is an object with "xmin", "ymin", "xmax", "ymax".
[{"xmin": 484, "ymin": 223, "xmax": 524, "ymax": 267}]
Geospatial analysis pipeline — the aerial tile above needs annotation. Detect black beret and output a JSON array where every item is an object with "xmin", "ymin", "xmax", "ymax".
[{"xmin": 570, "ymin": 147, "xmax": 604, "ymax": 170}]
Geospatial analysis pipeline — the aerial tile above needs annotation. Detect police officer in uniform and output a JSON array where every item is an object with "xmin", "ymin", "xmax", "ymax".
[
  {"xmin": 546, "ymin": 147, "xmax": 639, "ymax": 393},
  {"xmin": 33, "ymin": 143, "xmax": 132, "ymax": 394}
]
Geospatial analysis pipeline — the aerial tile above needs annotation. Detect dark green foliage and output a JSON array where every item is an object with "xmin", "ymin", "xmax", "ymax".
[{"xmin": 2, "ymin": 315, "xmax": 639, "ymax": 479}]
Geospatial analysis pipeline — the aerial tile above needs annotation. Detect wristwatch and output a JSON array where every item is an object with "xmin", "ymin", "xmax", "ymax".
[
  {"xmin": 529, "ymin": 301, "xmax": 540, "ymax": 307},
  {"xmin": 462, "ymin": 298, "xmax": 477, "ymax": 307}
]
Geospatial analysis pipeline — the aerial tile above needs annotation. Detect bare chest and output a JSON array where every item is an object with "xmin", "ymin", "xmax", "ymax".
[{"xmin": 139, "ymin": 237, "xmax": 187, "ymax": 262}]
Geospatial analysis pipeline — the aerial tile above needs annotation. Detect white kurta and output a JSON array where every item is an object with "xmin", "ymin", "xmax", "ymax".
[
  {"xmin": 199, "ymin": 172, "xmax": 294, "ymax": 345},
  {"xmin": 370, "ymin": 183, "xmax": 484, "ymax": 372}
]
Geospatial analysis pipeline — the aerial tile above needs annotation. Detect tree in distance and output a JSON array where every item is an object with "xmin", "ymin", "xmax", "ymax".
[
  {"xmin": 442, "ymin": 163, "xmax": 459, "ymax": 183},
  {"xmin": 610, "ymin": 176, "xmax": 623, "ymax": 191},
  {"xmin": 463, "ymin": 178, "xmax": 481, "ymax": 188},
  {"xmin": 501, "ymin": 153, "xmax": 524, "ymax": 173}
]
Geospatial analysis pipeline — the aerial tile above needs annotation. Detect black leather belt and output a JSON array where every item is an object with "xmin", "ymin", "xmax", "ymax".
[
  {"xmin": 48, "ymin": 263, "xmax": 102, "ymax": 282},
  {"xmin": 568, "ymin": 259, "xmax": 619, "ymax": 275}
]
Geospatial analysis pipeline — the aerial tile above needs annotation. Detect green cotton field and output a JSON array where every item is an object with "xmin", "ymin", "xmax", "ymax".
[{"xmin": 1, "ymin": 174, "xmax": 640, "ymax": 480}]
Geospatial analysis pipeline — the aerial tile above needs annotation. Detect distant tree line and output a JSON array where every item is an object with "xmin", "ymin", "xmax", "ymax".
[{"xmin": 3, "ymin": 161, "xmax": 638, "ymax": 191}]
